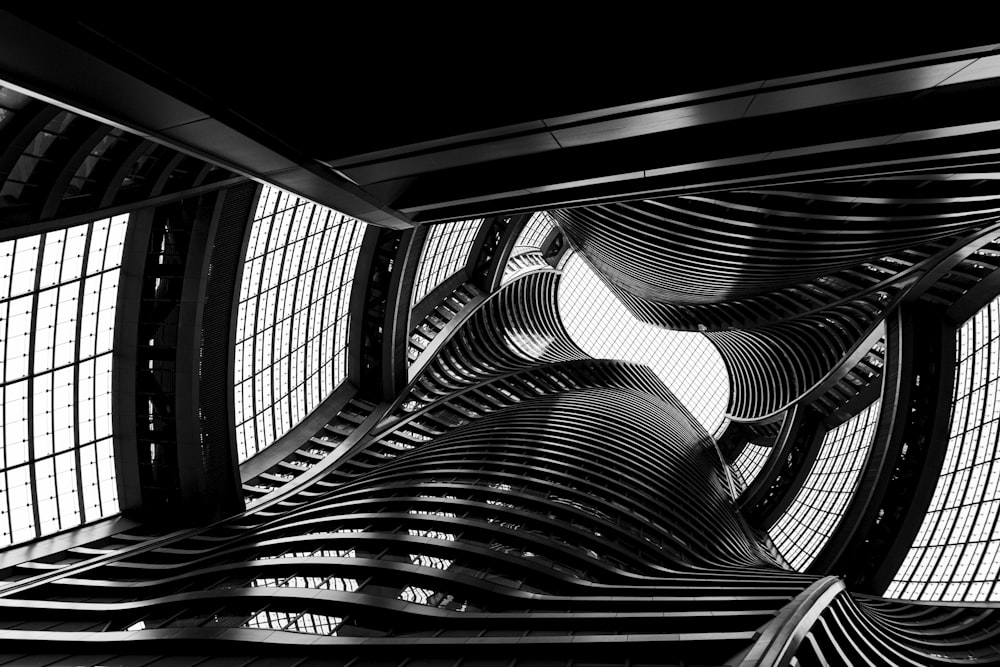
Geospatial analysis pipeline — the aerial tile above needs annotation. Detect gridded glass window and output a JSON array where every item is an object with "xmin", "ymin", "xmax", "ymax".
[
  {"xmin": 244, "ymin": 610, "xmax": 343, "ymax": 635},
  {"xmin": 769, "ymin": 400, "xmax": 881, "ymax": 571},
  {"xmin": 886, "ymin": 297, "xmax": 1000, "ymax": 602},
  {"xmin": 502, "ymin": 211, "xmax": 559, "ymax": 286},
  {"xmin": 234, "ymin": 186, "xmax": 366, "ymax": 462},
  {"xmin": 557, "ymin": 252, "xmax": 730, "ymax": 435},
  {"xmin": 411, "ymin": 219, "xmax": 483, "ymax": 306},
  {"xmin": 511, "ymin": 211, "xmax": 556, "ymax": 255},
  {"xmin": 731, "ymin": 443, "xmax": 772, "ymax": 493},
  {"xmin": 0, "ymin": 214, "xmax": 127, "ymax": 548}
]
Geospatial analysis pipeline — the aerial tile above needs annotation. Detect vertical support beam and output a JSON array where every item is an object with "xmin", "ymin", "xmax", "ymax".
[
  {"xmin": 468, "ymin": 213, "xmax": 529, "ymax": 293},
  {"xmin": 111, "ymin": 208, "xmax": 153, "ymax": 515},
  {"xmin": 871, "ymin": 304, "xmax": 954, "ymax": 592},
  {"xmin": 739, "ymin": 404, "xmax": 825, "ymax": 528},
  {"xmin": 385, "ymin": 228, "xmax": 424, "ymax": 398},
  {"xmin": 112, "ymin": 182, "xmax": 253, "ymax": 525},
  {"xmin": 813, "ymin": 303, "xmax": 954, "ymax": 592},
  {"xmin": 173, "ymin": 192, "xmax": 217, "ymax": 514},
  {"xmin": 190, "ymin": 181, "xmax": 257, "ymax": 517},
  {"xmin": 350, "ymin": 225, "xmax": 425, "ymax": 402}
]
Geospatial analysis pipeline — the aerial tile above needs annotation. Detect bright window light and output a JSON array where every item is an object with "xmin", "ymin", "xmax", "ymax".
[
  {"xmin": 769, "ymin": 399, "xmax": 881, "ymax": 571},
  {"xmin": 731, "ymin": 443, "xmax": 772, "ymax": 494},
  {"xmin": 557, "ymin": 252, "xmax": 730, "ymax": 434},
  {"xmin": 511, "ymin": 211, "xmax": 556, "ymax": 256},
  {"xmin": 886, "ymin": 296, "xmax": 1000, "ymax": 602},
  {"xmin": 0, "ymin": 214, "xmax": 127, "ymax": 548},
  {"xmin": 234, "ymin": 186, "xmax": 366, "ymax": 462},
  {"xmin": 502, "ymin": 211, "xmax": 557, "ymax": 286},
  {"xmin": 412, "ymin": 219, "xmax": 483, "ymax": 306}
]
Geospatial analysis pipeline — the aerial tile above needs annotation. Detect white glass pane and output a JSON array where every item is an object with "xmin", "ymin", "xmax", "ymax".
[
  {"xmin": 0, "ymin": 216, "xmax": 126, "ymax": 549},
  {"xmin": 10, "ymin": 235, "xmax": 40, "ymax": 297},
  {"xmin": 39, "ymin": 229, "xmax": 64, "ymax": 290},
  {"xmin": 769, "ymin": 399, "xmax": 881, "ymax": 571},
  {"xmin": 411, "ymin": 218, "xmax": 484, "ymax": 306},
  {"xmin": 731, "ymin": 443, "xmax": 773, "ymax": 493},
  {"xmin": 234, "ymin": 185, "xmax": 366, "ymax": 462},
  {"xmin": 0, "ymin": 240, "xmax": 14, "ymax": 299},
  {"xmin": 887, "ymin": 296, "xmax": 1000, "ymax": 601}
]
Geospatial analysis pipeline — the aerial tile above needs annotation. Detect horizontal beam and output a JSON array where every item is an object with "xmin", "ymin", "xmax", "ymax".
[{"xmin": 0, "ymin": 12, "xmax": 414, "ymax": 229}]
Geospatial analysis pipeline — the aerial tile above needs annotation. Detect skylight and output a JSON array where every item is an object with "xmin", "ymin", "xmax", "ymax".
[
  {"xmin": 511, "ymin": 211, "xmax": 556, "ymax": 256},
  {"xmin": 234, "ymin": 186, "xmax": 366, "ymax": 462},
  {"xmin": 557, "ymin": 252, "xmax": 730, "ymax": 434},
  {"xmin": 502, "ymin": 211, "xmax": 557, "ymax": 286},
  {"xmin": 411, "ymin": 219, "xmax": 484, "ymax": 306},
  {"xmin": 731, "ymin": 443, "xmax": 772, "ymax": 494},
  {"xmin": 0, "ymin": 215, "xmax": 127, "ymax": 548},
  {"xmin": 886, "ymin": 296, "xmax": 1000, "ymax": 602},
  {"xmin": 769, "ymin": 399, "xmax": 881, "ymax": 571}
]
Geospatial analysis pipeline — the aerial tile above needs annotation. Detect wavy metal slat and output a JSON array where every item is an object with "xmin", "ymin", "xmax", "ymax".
[
  {"xmin": 710, "ymin": 291, "xmax": 897, "ymax": 421},
  {"xmin": 552, "ymin": 181, "xmax": 993, "ymax": 307},
  {"xmin": 0, "ymin": 388, "xmax": 814, "ymax": 665}
]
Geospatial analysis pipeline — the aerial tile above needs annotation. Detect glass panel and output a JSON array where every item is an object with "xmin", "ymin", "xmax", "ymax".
[
  {"xmin": 558, "ymin": 252, "xmax": 730, "ymax": 435},
  {"xmin": 411, "ymin": 218, "xmax": 484, "ymax": 306},
  {"xmin": 234, "ymin": 185, "xmax": 366, "ymax": 461},
  {"xmin": 511, "ymin": 211, "xmax": 556, "ymax": 255},
  {"xmin": 731, "ymin": 443, "xmax": 773, "ymax": 493},
  {"xmin": 769, "ymin": 400, "xmax": 881, "ymax": 571},
  {"xmin": 501, "ymin": 211, "xmax": 558, "ymax": 285},
  {"xmin": 886, "ymin": 296, "xmax": 1000, "ymax": 601},
  {"xmin": 0, "ymin": 214, "xmax": 127, "ymax": 549}
]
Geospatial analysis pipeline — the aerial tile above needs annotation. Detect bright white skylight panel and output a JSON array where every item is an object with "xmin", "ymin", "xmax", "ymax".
[
  {"xmin": 732, "ymin": 443, "xmax": 773, "ymax": 494},
  {"xmin": 235, "ymin": 185, "xmax": 365, "ymax": 462},
  {"xmin": 512, "ymin": 211, "xmax": 556, "ymax": 254},
  {"xmin": 0, "ymin": 214, "xmax": 127, "ymax": 549},
  {"xmin": 557, "ymin": 252, "xmax": 730, "ymax": 434},
  {"xmin": 411, "ymin": 219, "xmax": 483, "ymax": 306},
  {"xmin": 886, "ymin": 296, "xmax": 1000, "ymax": 602},
  {"xmin": 501, "ymin": 212, "xmax": 558, "ymax": 286},
  {"xmin": 769, "ymin": 400, "xmax": 881, "ymax": 571}
]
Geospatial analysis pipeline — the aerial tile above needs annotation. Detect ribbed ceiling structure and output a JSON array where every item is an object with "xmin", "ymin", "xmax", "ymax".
[
  {"xmin": 9, "ymin": 20, "xmax": 1000, "ymax": 664},
  {"xmin": 552, "ymin": 173, "xmax": 1000, "ymax": 317},
  {"xmin": 551, "ymin": 171, "xmax": 1000, "ymax": 421}
]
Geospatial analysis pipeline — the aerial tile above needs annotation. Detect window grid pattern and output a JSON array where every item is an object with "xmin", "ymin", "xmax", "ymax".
[
  {"xmin": 557, "ymin": 252, "xmax": 730, "ymax": 435},
  {"xmin": 731, "ymin": 443, "xmax": 772, "ymax": 493},
  {"xmin": 511, "ymin": 211, "xmax": 556, "ymax": 255},
  {"xmin": 0, "ymin": 215, "xmax": 127, "ymax": 548},
  {"xmin": 244, "ymin": 610, "xmax": 343, "ymax": 635},
  {"xmin": 411, "ymin": 219, "xmax": 483, "ymax": 306},
  {"xmin": 770, "ymin": 400, "xmax": 881, "ymax": 571},
  {"xmin": 887, "ymin": 297, "xmax": 1000, "ymax": 602},
  {"xmin": 234, "ymin": 186, "xmax": 365, "ymax": 462}
]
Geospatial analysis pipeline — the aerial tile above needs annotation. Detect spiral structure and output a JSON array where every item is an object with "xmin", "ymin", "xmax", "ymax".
[{"xmin": 8, "ymin": 30, "xmax": 1000, "ymax": 666}]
